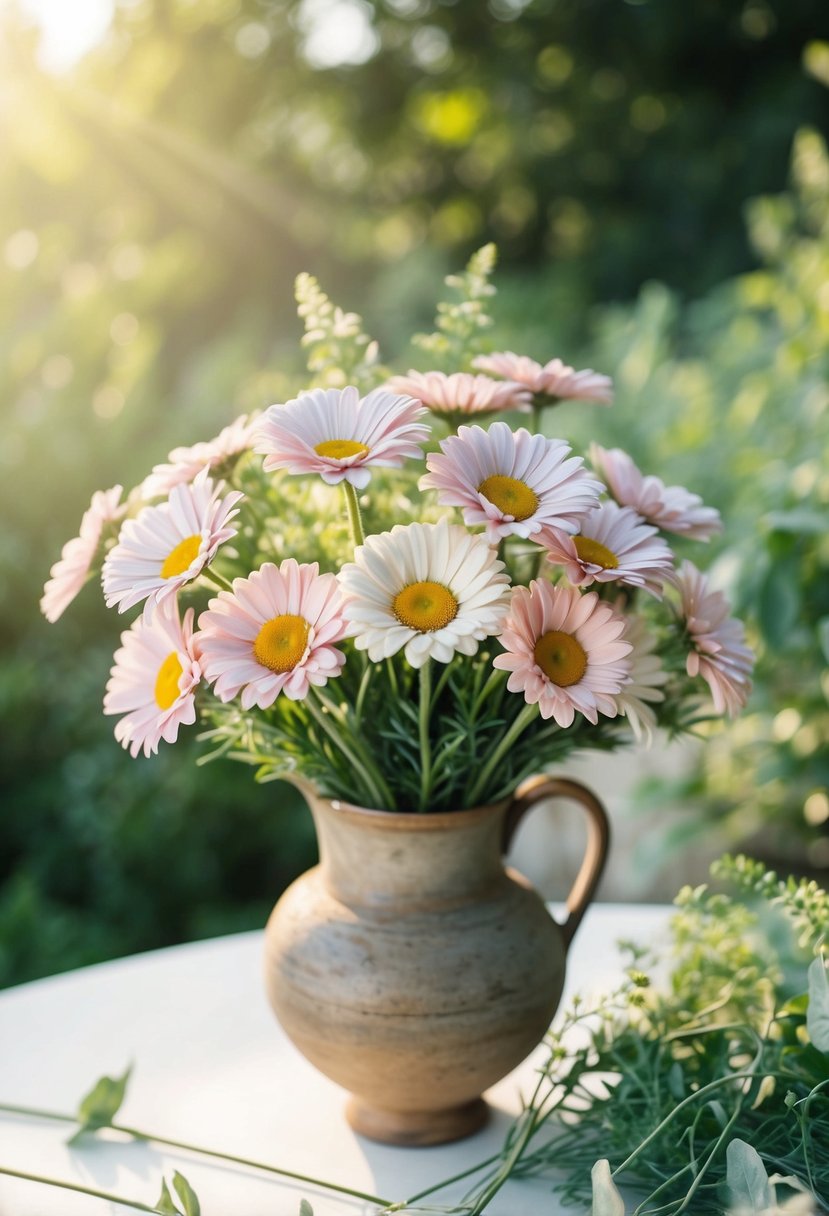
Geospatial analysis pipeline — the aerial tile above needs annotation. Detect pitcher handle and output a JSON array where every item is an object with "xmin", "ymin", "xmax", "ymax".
[{"xmin": 502, "ymin": 775, "xmax": 610, "ymax": 952}]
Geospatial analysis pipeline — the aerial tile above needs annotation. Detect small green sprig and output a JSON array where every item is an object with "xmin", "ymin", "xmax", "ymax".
[
  {"xmin": 413, "ymin": 243, "xmax": 498, "ymax": 370},
  {"xmin": 447, "ymin": 856, "xmax": 829, "ymax": 1216},
  {"xmin": 295, "ymin": 272, "xmax": 385, "ymax": 393}
]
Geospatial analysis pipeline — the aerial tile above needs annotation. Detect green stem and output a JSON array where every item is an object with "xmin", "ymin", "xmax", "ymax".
[
  {"xmin": 610, "ymin": 1071, "xmax": 760, "ymax": 1180},
  {"xmin": 466, "ymin": 702, "xmax": 538, "ymax": 806},
  {"xmin": 418, "ymin": 660, "xmax": 432, "ymax": 812},
  {"xmin": 0, "ymin": 1164, "xmax": 159, "ymax": 1213},
  {"xmin": 430, "ymin": 656, "xmax": 455, "ymax": 710},
  {"xmin": 0, "ymin": 1104, "xmax": 392, "ymax": 1208},
  {"xmin": 471, "ymin": 667, "xmax": 506, "ymax": 718},
  {"xmin": 342, "ymin": 481, "xmax": 365, "ymax": 549},
  {"xmin": 394, "ymin": 1153, "xmax": 501, "ymax": 1209},
  {"xmin": 202, "ymin": 566, "xmax": 234, "ymax": 594},
  {"xmin": 313, "ymin": 689, "xmax": 396, "ymax": 809},
  {"xmin": 305, "ymin": 694, "xmax": 385, "ymax": 808},
  {"xmin": 354, "ymin": 660, "xmax": 373, "ymax": 727}
]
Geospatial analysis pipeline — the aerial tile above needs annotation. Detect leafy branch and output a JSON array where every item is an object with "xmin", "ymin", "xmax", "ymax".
[{"xmin": 413, "ymin": 243, "xmax": 498, "ymax": 370}]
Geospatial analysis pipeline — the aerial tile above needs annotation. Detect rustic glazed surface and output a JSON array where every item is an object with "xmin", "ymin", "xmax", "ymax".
[{"xmin": 263, "ymin": 777, "xmax": 609, "ymax": 1146}]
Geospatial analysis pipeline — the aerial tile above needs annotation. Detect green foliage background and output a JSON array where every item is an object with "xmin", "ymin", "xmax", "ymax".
[{"xmin": 1, "ymin": 0, "xmax": 828, "ymax": 986}]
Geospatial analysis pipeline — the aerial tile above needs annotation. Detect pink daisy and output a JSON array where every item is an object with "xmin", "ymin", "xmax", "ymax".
[
  {"xmin": 493, "ymin": 581, "xmax": 632, "ymax": 727},
  {"xmin": 197, "ymin": 559, "xmax": 348, "ymax": 708},
  {"xmin": 673, "ymin": 560, "xmax": 753, "ymax": 716},
  {"xmin": 256, "ymin": 386, "xmax": 428, "ymax": 490},
  {"xmin": 102, "ymin": 473, "xmax": 243, "ymax": 615},
  {"xmin": 419, "ymin": 422, "xmax": 602, "ymax": 542},
  {"xmin": 41, "ymin": 485, "xmax": 126, "ymax": 623},
  {"xmin": 103, "ymin": 599, "xmax": 202, "ymax": 758},
  {"xmin": 613, "ymin": 610, "xmax": 668, "ymax": 743},
  {"xmin": 141, "ymin": 412, "xmax": 260, "ymax": 499},
  {"xmin": 385, "ymin": 370, "xmax": 531, "ymax": 418},
  {"xmin": 540, "ymin": 502, "xmax": 674, "ymax": 598},
  {"xmin": 589, "ymin": 444, "xmax": 722, "ymax": 541},
  {"xmin": 473, "ymin": 352, "xmax": 613, "ymax": 404}
]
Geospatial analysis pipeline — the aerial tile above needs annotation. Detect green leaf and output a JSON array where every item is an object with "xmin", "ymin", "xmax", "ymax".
[
  {"xmin": 591, "ymin": 1159, "xmax": 626, "ymax": 1216},
  {"xmin": 299, "ymin": 1202, "xmax": 314, "ymax": 1216},
  {"xmin": 725, "ymin": 1139, "xmax": 772, "ymax": 1211},
  {"xmin": 155, "ymin": 1179, "xmax": 180, "ymax": 1216},
  {"xmin": 757, "ymin": 563, "xmax": 800, "ymax": 650},
  {"xmin": 806, "ymin": 956, "xmax": 829, "ymax": 1051},
  {"xmin": 69, "ymin": 1064, "xmax": 132, "ymax": 1143},
  {"xmin": 172, "ymin": 1171, "xmax": 201, "ymax": 1216}
]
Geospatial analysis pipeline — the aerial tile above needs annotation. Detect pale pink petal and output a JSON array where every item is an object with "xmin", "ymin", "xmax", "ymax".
[
  {"xmin": 198, "ymin": 560, "xmax": 348, "ymax": 708},
  {"xmin": 493, "ymin": 581, "xmax": 632, "ymax": 725}
]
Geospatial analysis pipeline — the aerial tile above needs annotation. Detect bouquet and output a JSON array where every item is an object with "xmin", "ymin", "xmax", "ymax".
[{"xmin": 41, "ymin": 248, "xmax": 754, "ymax": 814}]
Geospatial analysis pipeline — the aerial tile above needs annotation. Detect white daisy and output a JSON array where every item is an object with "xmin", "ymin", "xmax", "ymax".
[
  {"xmin": 338, "ymin": 518, "xmax": 511, "ymax": 667},
  {"xmin": 102, "ymin": 472, "xmax": 242, "ymax": 615}
]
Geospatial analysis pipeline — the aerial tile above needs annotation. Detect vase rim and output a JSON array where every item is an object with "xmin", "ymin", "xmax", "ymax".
[{"xmin": 307, "ymin": 789, "xmax": 512, "ymax": 831}]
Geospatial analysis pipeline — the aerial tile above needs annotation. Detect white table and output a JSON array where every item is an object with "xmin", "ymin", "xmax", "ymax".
[{"xmin": 0, "ymin": 904, "xmax": 670, "ymax": 1215}]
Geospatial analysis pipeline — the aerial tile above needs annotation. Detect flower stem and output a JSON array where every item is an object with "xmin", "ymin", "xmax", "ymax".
[
  {"xmin": 0, "ymin": 1164, "xmax": 159, "ymax": 1213},
  {"xmin": 465, "ymin": 702, "xmax": 538, "ymax": 806},
  {"xmin": 305, "ymin": 694, "xmax": 385, "ymax": 808},
  {"xmin": 312, "ymin": 687, "xmax": 396, "ymax": 808},
  {"xmin": 202, "ymin": 566, "xmax": 234, "ymax": 594},
  {"xmin": 342, "ymin": 481, "xmax": 365, "ymax": 549},
  {"xmin": 0, "ymin": 1103, "xmax": 393, "ymax": 1208},
  {"xmin": 418, "ymin": 659, "xmax": 432, "ymax": 812}
]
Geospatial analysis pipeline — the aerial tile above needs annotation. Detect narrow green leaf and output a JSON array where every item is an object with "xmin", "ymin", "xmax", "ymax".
[
  {"xmin": 806, "ymin": 956, "xmax": 829, "ymax": 1051},
  {"xmin": 172, "ymin": 1171, "xmax": 201, "ymax": 1216},
  {"xmin": 69, "ymin": 1064, "xmax": 132, "ymax": 1142},
  {"xmin": 299, "ymin": 1201, "xmax": 314, "ymax": 1216},
  {"xmin": 725, "ymin": 1139, "xmax": 772, "ymax": 1211},
  {"xmin": 591, "ymin": 1159, "xmax": 626, "ymax": 1216},
  {"xmin": 155, "ymin": 1179, "xmax": 180, "ymax": 1216}
]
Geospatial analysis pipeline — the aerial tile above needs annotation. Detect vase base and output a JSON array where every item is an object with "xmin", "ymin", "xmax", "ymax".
[{"xmin": 346, "ymin": 1095, "xmax": 489, "ymax": 1147}]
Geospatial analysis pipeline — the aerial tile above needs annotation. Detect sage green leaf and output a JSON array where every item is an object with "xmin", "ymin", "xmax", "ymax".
[
  {"xmin": 68, "ymin": 1063, "xmax": 132, "ymax": 1143},
  {"xmin": 591, "ymin": 1159, "xmax": 626, "ymax": 1216},
  {"xmin": 806, "ymin": 956, "xmax": 829, "ymax": 1051},
  {"xmin": 172, "ymin": 1171, "xmax": 201, "ymax": 1216},
  {"xmin": 155, "ymin": 1179, "xmax": 180, "ymax": 1215},
  {"xmin": 299, "ymin": 1202, "xmax": 314, "ymax": 1216},
  {"xmin": 725, "ymin": 1139, "xmax": 772, "ymax": 1211}
]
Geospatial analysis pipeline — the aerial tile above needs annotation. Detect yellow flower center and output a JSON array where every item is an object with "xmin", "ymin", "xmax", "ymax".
[
  {"xmin": 314, "ymin": 439, "xmax": 370, "ymax": 460},
  {"xmin": 154, "ymin": 652, "xmax": 184, "ymax": 710},
  {"xmin": 573, "ymin": 536, "xmax": 619, "ymax": 570},
  {"xmin": 534, "ymin": 630, "xmax": 588, "ymax": 687},
  {"xmin": 161, "ymin": 534, "xmax": 202, "ymax": 579},
  {"xmin": 392, "ymin": 581, "xmax": 458, "ymax": 633},
  {"xmin": 477, "ymin": 474, "xmax": 539, "ymax": 521},
  {"xmin": 253, "ymin": 614, "xmax": 310, "ymax": 672}
]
